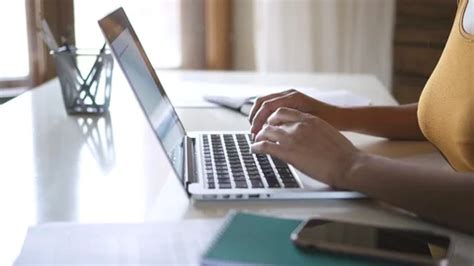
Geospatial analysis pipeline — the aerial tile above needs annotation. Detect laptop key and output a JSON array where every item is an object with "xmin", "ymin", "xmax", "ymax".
[
  {"xmin": 277, "ymin": 167, "xmax": 292, "ymax": 174},
  {"xmin": 268, "ymin": 181, "xmax": 281, "ymax": 188},
  {"xmin": 266, "ymin": 174, "xmax": 279, "ymax": 180},
  {"xmin": 246, "ymin": 168, "xmax": 259, "ymax": 174},
  {"xmin": 217, "ymin": 174, "xmax": 230, "ymax": 179},
  {"xmin": 235, "ymin": 181, "xmax": 248, "ymax": 188},
  {"xmin": 283, "ymin": 182, "xmax": 300, "ymax": 188},
  {"xmin": 264, "ymin": 171, "xmax": 278, "ymax": 179},
  {"xmin": 271, "ymin": 157, "xmax": 286, "ymax": 166},
  {"xmin": 247, "ymin": 172, "xmax": 260, "ymax": 179},
  {"xmin": 244, "ymin": 164, "xmax": 256, "ymax": 169},
  {"xmin": 219, "ymin": 183, "xmax": 232, "ymax": 189},
  {"xmin": 279, "ymin": 173, "xmax": 295, "ymax": 181},
  {"xmin": 233, "ymin": 177, "xmax": 246, "ymax": 182},
  {"xmin": 262, "ymin": 169, "xmax": 274, "ymax": 175},
  {"xmin": 216, "ymin": 170, "xmax": 228, "ymax": 175},
  {"xmin": 250, "ymin": 180, "xmax": 264, "ymax": 188},
  {"xmin": 231, "ymin": 168, "xmax": 244, "ymax": 173},
  {"xmin": 281, "ymin": 177, "xmax": 296, "ymax": 183},
  {"xmin": 218, "ymin": 181, "xmax": 231, "ymax": 187}
]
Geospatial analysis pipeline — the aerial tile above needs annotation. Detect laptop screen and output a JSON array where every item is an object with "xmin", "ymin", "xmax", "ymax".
[{"xmin": 99, "ymin": 8, "xmax": 186, "ymax": 181}]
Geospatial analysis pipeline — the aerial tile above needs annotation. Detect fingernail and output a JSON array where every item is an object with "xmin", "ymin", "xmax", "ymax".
[{"xmin": 251, "ymin": 133, "xmax": 255, "ymax": 141}]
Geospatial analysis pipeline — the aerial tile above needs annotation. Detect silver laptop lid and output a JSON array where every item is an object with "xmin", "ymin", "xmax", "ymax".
[{"xmin": 99, "ymin": 8, "xmax": 187, "ymax": 182}]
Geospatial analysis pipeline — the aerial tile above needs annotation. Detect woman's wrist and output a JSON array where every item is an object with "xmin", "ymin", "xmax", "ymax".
[
  {"xmin": 330, "ymin": 106, "xmax": 354, "ymax": 131},
  {"xmin": 336, "ymin": 151, "xmax": 372, "ymax": 190}
]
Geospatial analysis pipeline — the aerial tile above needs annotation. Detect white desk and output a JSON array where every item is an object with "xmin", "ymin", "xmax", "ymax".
[{"xmin": 1, "ymin": 70, "xmax": 473, "ymax": 265}]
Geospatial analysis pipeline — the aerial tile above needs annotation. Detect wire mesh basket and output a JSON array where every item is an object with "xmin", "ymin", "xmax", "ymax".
[{"xmin": 52, "ymin": 46, "xmax": 113, "ymax": 114}]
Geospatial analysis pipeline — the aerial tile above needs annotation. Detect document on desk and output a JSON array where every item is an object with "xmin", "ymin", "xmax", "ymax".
[{"xmin": 15, "ymin": 219, "xmax": 222, "ymax": 265}]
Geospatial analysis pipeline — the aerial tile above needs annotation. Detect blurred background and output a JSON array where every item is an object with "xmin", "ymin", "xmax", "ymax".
[{"xmin": 0, "ymin": 0, "xmax": 457, "ymax": 104}]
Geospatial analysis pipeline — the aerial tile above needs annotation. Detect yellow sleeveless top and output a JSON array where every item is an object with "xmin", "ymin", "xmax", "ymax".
[{"xmin": 418, "ymin": 0, "xmax": 474, "ymax": 172}]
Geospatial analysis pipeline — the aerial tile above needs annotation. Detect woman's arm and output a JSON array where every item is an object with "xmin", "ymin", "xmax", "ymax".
[
  {"xmin": 249, "ymin": 90, "xmax": 425, "ymax": 140},
  {"xmin": 347, "ymin": 154, "xmax": 474, "ymax": 234},
  {"xmin": 339, "ymin": 103, "xmax": 425, "ymax": 140},
  {"xmin": 251, "ymin": 107, "xmax": 474, "ymax": 234}
]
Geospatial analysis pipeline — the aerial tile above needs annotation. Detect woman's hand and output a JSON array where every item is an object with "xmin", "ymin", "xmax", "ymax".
[
  {"xmin": 251, "ymin": 107, "xmax": 360, "ymax": 188},
  {"xmin": 249, "ymin": 89, "xmax": 344, "ymax": 136}
]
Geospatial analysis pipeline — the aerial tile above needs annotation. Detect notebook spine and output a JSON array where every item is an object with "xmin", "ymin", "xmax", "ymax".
[{"xmin": 200, "ymin": 211, "xmax": 239, "ymax": 265}]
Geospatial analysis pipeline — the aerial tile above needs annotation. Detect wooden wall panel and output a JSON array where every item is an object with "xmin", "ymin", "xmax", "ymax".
[
  {"xmin": 397, "ymin": 0, "xmax": 457, "ymax": 19},
  {"xmin": 394, "ymin": 46, "xmax": 443, "ymax": 77},
  {"xmin": 393, "ymin": 0, "xmax": 457, "ymax": 104},
  {"xmin": 393, "ymin": 76, "xmax": 426, "ymax": 104},
  {"xmin": 26, "ymin": 0, "xmax": 75, "ymax": 86},
  {"xmin": 205, "ymin": 0, "xmax": 233, "ymax": 70}
]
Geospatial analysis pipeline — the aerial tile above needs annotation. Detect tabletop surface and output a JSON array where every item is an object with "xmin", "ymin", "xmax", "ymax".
[{"xmin": 0, "ymin": 70, "xmax": 472, "ymax": 265}]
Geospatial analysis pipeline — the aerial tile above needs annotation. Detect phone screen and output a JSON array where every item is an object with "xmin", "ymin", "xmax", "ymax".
[{"xmin": 292, "ymin": 219, "xmax": 451, "ymax": 264}]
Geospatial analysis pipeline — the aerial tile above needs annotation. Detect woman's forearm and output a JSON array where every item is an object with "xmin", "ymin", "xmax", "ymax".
[
  {"xmin": 335, "ymin": 103, "xmax": 425, "ymax": 140},
  {"xmin": 343, "ymin": 153, "xmax": 474, "ymax": 234}
]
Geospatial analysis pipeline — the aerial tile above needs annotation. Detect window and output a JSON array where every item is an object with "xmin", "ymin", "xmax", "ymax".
[
  {"xmin": 0, "ymin": 1, "xmax": 29, "ymax": 81},
  {"xmin": 74, "ymin": 0, "xmax": 181, "ymax": 69}
]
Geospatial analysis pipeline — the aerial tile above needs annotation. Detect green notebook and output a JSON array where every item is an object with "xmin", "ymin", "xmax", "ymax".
[{"xmin": 202, "ymin": 212, "xmax": 402, "ymax": 266}]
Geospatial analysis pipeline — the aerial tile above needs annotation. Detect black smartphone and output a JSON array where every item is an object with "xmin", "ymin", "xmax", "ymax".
[{"xmin": 291, "ymin": 219, "xmax": 451, "ymax": 265}]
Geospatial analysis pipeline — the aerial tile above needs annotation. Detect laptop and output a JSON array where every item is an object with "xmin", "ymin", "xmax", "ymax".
[{"xmin": 98, "ymin": 8, "xmax": 364, "ymax": 200}]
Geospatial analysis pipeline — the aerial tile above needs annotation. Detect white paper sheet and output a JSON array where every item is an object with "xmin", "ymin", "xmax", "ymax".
[
  {"xmin": 302, "ymin": 90, "xmax": 371, "ymax": 107},
  {"xmin": 15, "ymin": 219, "xmax": 222, "ymax": 265}
]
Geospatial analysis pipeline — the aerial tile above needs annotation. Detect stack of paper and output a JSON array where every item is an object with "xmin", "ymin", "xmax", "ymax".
[
  {"xmin": 15, "ymin": 219, "xmax": 222, "ymax": 265},
  {"xmin": 164, "ymin": 82, "xmax": 371, "ymax": 109}
]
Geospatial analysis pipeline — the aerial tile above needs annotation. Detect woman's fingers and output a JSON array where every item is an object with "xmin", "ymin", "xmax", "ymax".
[
  {"xmin": 250, "ymin": 140, "xmax": 285, "ymax": 160},
  {"xmin": 248, "ymin": 89, "xmax": 295, "ymax": 123},
  {"xmin": 250, "ymin": 92, "xmax": 300, "ymax": 135},
  {"xmin": 254, "ymin": 124, "xmax": 288, "ymax": 143},
  {"xmin": 267, "ymin": 107, "xmax": 307, "ymax": 126}
]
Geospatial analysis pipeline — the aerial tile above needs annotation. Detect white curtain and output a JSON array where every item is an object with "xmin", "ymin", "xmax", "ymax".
[{"xmin": 234, "ymin": 0, "xmax": 395, "ymax": 89}]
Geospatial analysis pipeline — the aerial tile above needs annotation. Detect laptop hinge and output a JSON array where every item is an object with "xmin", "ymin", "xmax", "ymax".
[{"xmin": 184, "ymin": 136, "xmax": 198, "ymax": 188}]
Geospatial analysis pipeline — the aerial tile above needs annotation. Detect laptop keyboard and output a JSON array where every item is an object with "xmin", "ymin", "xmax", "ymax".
[{"xmin": 201, "ymin": 134, "xmax": 300, "ymax": 189}]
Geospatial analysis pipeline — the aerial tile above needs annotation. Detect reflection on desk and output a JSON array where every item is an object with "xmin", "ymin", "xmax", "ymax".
[{"xmin": 75, "ymin": 113, "xmax": 116, "ymax": 174}]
